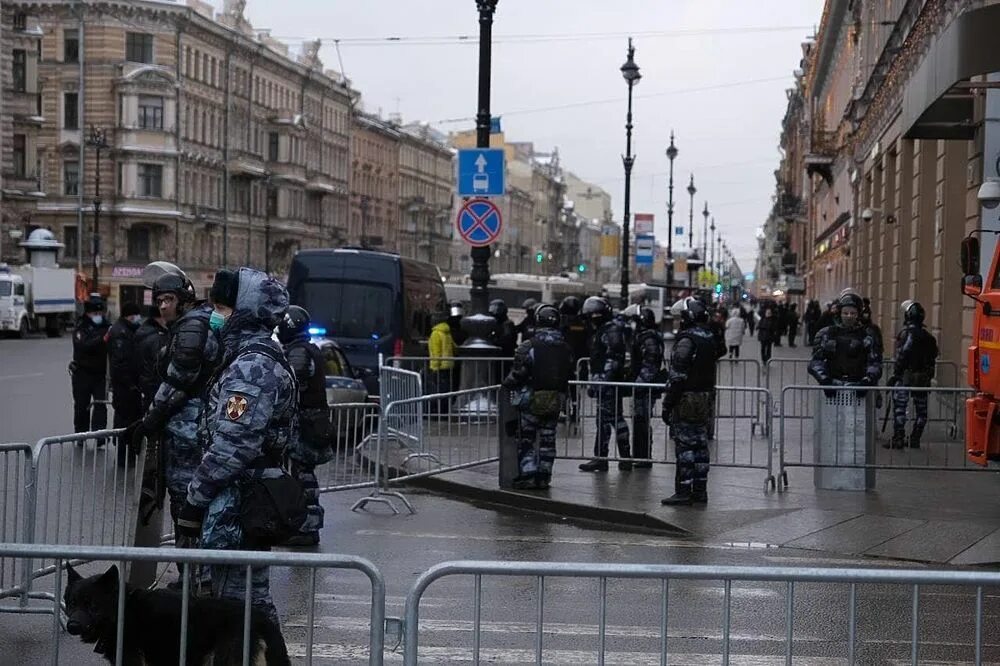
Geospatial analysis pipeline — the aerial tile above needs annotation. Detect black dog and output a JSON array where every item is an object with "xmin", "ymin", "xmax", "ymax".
[{"xmin": 63, "ymin": 564, "xmax": 291, "ymax": 665}]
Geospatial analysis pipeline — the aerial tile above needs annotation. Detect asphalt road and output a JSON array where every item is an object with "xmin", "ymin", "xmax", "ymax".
[{"xmin": 1, "ymin": 335, "xmax": 998, "ymax": 664}]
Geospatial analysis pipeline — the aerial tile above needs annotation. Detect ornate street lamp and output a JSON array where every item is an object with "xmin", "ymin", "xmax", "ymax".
[{"xmin": 618, "ymin": 38, "xmax": 640, "ymax": 306}]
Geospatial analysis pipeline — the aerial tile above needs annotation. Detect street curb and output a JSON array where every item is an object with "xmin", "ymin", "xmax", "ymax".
[{"xmin": 398, "ymin": 472, "xmax": 693, "ymax": 538}]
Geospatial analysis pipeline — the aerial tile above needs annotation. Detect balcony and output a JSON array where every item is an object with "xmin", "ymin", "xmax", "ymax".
[
  {"xmin": 8, "ymin": 91, "xmax": 43, "ymax": 124},
  {"xmin": 2, "ymin": 171, "xmax": 45, "ymax": 199},
  {"xmin": 305, "ymin": 171, "xmax": 346, "ymax": 196},
  {"xmin": 229, "ymin": 150, "xmax": 267, "ymax": 179},
  {"xmin": 268, "ymin": 162, "xmax": 306, "ymax": 186}
]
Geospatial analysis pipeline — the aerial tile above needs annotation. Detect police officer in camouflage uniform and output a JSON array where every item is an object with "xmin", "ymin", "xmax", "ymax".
[
  {"xmin": 124, "ymin": 263, "xmax": 221, "ymax": 528},
  {"xmin": 808, "ymin": 292, "xmax": 882, "ymax": 396},
  {"xmin": 630, "ymin": 306, "xmax": 664, "ymax": 468},
  {"xmin": 886, "ymin": 300, "xmax": 939, "ymax": 449},
  {"xmin": 502, "ymin": 305, "xmax": 573, "ymax": 489},
  {"xmin": 579, "ymin": 296, "xmax": 631, "ymax": 472},
  {"xmin": 661, "ymin": 297, "xmax": 718, "ymax": 505},
  {"xmin": 174, "ymin": 268, "xmax": 296, "ymax": 624},
  {"xmin": 278, "ymin": 305, "xmax": 331, "ymax": 546}
]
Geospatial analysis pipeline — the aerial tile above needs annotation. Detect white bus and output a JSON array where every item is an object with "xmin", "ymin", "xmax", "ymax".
[{"xmin": 446, "ymin": 273, "xmax": 601, "ymax": 320}]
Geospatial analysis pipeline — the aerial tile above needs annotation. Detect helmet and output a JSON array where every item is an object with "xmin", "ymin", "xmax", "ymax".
[
  {"xmin": 277, "ymin": 305, "xmax": 310, "ymax": 344},
  {"xmin": 145, "ymin": 261, "xmax": 194, "ymax": 303},
  {"xmin": 522, "ymin": 298, "xmax": 538, "ymax": 316},
  {"xmin": 838, "ymin": 292, "xmax": 863, "ymax": 312},
  {"xmin": 559, "ymin": 295, "xmax": 582, "ymax": 316},
  {"xmin": 449, "ymin": 302, "xmax": 465, "ymax": 319},
  {"xmin": 83, "ymin": 293, "xmax": 105, "ymax": 313},
  {"xmin": 488, "ymin": 299, "xmax": 508, "ymax": 319},
  {"xmin": 901, "ymin": 299, "xmax": 925, "ymax": 325},
  {"xmin": 637, "ymin": 306, "xmax": 656, "ymax": 330},
  {"xmin": 670, "ymin": 297, "xmax": 708, "ymax": 325},
  {"xmin": 535, "ymin": 304, "xmax": 560, "ymax": 329},
  {"xmin": 581, "ymin": 296, "xmax": 612, "ymax": 324}
]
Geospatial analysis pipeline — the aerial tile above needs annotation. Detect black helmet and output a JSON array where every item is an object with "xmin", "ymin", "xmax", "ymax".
[
  {"xmin": 277, "ymin": 305, "xmax": 310, "ymax": 344},
  {"xmin": 522, "ymin": 298, "xmax": 538, "ymax": 316},
  {"xmin": 637, "ymin": 306, "xmax": 656, "ymax": 330},
  {"xmin": 838, "ymin": 292, "xmax": 863, "ymax": 312},
  {"xmin": 535, "ymin": 304, "xmax": 560, "ymax": 328},
  {"xmin": 901, "ymin": 300, "xmax": 925, "ymax": 325},
  {"xmin": 145, "ymin": 261, "xmax": 195, "ymax": 303},
  {"xmin": 559, "ymin": 295, "xmax": 582, "ymax": 316},
  {"xmin": 83, "ymin": 293, "xmax": 105, "ymax": 313},
  {"xmin": 670, "ymin": 297, "xmax": 708, "ymax": 325},
  {"xmin": 581, "ymin": 296, "xmax": 612, "ymax": 324},
  {"xmin": 488, "ymin": 299, "xmax": 508, "ymax": 319}
]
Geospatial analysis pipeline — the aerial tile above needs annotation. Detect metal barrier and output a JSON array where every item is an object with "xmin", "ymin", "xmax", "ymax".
[
  {"xmin": 0, "ymin": 543, "xmax": 387, "ymax": 666},
  {"xmin": 316, "ymin": 402, "xmax": 382, "ymax": 494},
  {"xmin": 778, "ymin": 385, "xmax": 977, "ymax": 489},
  {"xmin": 0, "ymin": 443, "xmax": 32, "ymax": 606},
  {"xmin": 562, "ymin": 381, "xmax": 775, "ymax": 490},
  {"xmin": 715, "ymin": 357, "xmax": 762, "ymax": 389},
  {"xmin": 386, "ymin": 356, "xmax": 513, "ymax": 396},
  {"xmin": 402, "ymin": 559, "xmax": 1000, "ymax": 666},
  {"xmin": 379, "ymin": 365, "xmax": 423, "ymax": 448}
]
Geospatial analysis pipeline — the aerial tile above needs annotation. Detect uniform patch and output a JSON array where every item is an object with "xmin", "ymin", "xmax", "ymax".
[{"xmin": 226, "ymin": 394, "xmax": 250, "ymax": 421}]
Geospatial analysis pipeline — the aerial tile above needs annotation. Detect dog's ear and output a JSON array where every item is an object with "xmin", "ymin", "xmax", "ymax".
[
  {"xmin": 66, "ymin": 565, "xmax": 82, "ymax": 585},
  {"xmin": 98, "ymin": 565, "xmax": 120, "ymax": 590}
]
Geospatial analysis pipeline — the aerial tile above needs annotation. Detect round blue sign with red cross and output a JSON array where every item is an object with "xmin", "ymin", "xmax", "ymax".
[{"xmin": 456, "ymin": 198, "xmax": 503, "ymax": 247}]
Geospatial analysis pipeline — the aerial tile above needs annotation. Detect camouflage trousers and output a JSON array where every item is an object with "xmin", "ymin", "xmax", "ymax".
[
  {"xmin": 164, "ymin": 399, "xmax": 207, "ymax": 522},
  {"xmin": 292, "ymin": 461, "xmax": 323, "ymax": 535},
  {"xmin": 594, "ymin": 388, "xmax": 630, "ymax": 458},
  {"xmin": 892, "ymin": 389, "xmax": 928, "ymax": 439},
  {"xmin": 516, "ymin": 410, "xmax": 558, "ymax": 478},
  {"xmin": 672, "ymin": 420, "xmax": 710, "ymax": 489},
  {"xmin": 201, "ymin": 485, "xmax": 277, "ymax": 624}
]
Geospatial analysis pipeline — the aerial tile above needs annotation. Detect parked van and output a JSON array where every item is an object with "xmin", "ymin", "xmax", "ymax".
[{"xmin": 286, "ymin": 249, "xmax": 448, "ymax": 394}]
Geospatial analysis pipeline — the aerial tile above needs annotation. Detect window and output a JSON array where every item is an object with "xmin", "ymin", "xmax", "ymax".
[
  {"xmin": 12, "ymin": 135, "xmax": 26, "ymax": 178},
  {"xmin": 268, "ymin": 132, "xmax": 279, "ymax": 161},
  {"xmin": 64, "ymin": 225, "xmax": 78, "ymax": 258},
  {"xmin": 296, "ymin": 281, "xmax": 393, "ymax": 339},
  {"xmin": 64, "ymin": 161, "xmax": 79, "ymax": 196},
  {"xmin": 138, "ymin": 163, "xmax": 163, "ymax": 198},
  {"xmin": 126, "ymin": 33, "xmax": 153, "ymax": 64},
  {"xmin": 64, "ymin": 29, "xmax": 79, "ymax": 62},
  {"xmin": 12, "ymin": 50, "xmax": 26, "ymax": 92},
  {"xmin": 266, "ymin": 187, "xmax": 278, "ymax": 217},
  {"xmin": 64, "ymin": 92, "xmax": 78, "ymax": 129},
  {"xmin": 12, "ymin": 13, "xmax": 26, "ymax": 31},
  {"xmin": 138, "ymin": 96, "xmax": 163, "ymax": 130},
  {"xmin": 127, "ymin": 227, "xmax": 150, "ymax": 262}
]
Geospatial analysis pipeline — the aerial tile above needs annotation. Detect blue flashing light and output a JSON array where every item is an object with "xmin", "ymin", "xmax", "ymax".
[{"xmin": 308, "ymin": 326, "xmax": 327, "ymax": 336}]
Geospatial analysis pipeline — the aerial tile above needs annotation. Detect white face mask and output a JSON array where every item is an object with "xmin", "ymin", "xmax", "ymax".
[
  {"xmin": 128, "ymin": 315, "xmax": 142, "ymax": 325},
  {"xmin": 89, "ymin": 314, "xmax": 104, "ymax": 326}
]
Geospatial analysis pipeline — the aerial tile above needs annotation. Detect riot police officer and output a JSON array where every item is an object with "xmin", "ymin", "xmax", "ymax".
[
  {"xmin": 108, "ymin": 302, "xmax": 144, "ymax": 465},
  {"xmin": 502, "ymin": 304, "xmax": 573, "ymax": 489},
  {"xmin": 661, "ymin": 297, "xmax": 718, "ymax": 505},
  {"xmin": 278, "ymin": 305, "xmax": 331, "ymax": 546},
  {"xmin": 808, "ymin": 292, "xmax": 882, "ymax": 392},
  {"xmin": 579, "ymin": 296, "xmax": 631, "ymax": 472},
  {"xmin": 559, "ymin": 296, "xmax": 589, "ymax": 369},
  {"xmin": 71, "ymin": 294, "xmax": 110, "ymax": 437},
  {"xmin": 631, "ymin": 306, "xmax": 664, "ymax": 468},
  {"xmin": 489, "ymin": 299, "xmax": 518, "ymax": 357},
  {"xmin": 887, "ymin": 300, "xmax": 939, "ymax": 449},
  {"xmin": 516, "ymin": 298, "xmax": 539, "ymax": 343}
]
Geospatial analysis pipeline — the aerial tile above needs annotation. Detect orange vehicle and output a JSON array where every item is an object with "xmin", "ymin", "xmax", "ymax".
[{"xmin": 961, "ymin": 233, "xmax": 1000, "ymax": 465}]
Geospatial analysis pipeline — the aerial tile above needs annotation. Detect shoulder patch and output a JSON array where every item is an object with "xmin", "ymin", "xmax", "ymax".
[{"xmin": 225, "ymin": 394, "xmax": 250, "ymax": 421}]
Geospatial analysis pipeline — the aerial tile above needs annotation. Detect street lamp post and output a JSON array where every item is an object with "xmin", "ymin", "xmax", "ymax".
[
  {"xmin": 710, "ymin": 217, "xmax": 717, "ymax": 283},
  {"xmin": 686, "ymin": 174, "xmax": 696, "ymax": 291},
  {"xmin": 665, "ymin": 132, "xmax": 677, "ymax": 297},
  {"xmin": 701, "ymin": 202, "xmax": 709, "ymax": 288},
  {"xmin": 619, "ymin": 38, "xmax": 640, "ymax": 307},
  {"xmin": 86, "ymin": 126, "xmax": 108, "ymax": 291},
  {"xmin": 264, "ymin": 175, "xmax": 273, "ymax": 274}
]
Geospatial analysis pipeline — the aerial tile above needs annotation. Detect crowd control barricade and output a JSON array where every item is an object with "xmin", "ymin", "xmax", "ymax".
[
  {"xmin": 316, "ymin": 402, "xmax": 382, "ymax": 494},
  {"xmin": 562, "ymin": 381, "xmax": 775, "ymax": 490},
  {"xmin": 715, "ymin": 357, "xmax": 762, "ymax": 390},
  {"xmin": 352, "ymin": 386, "xmax": 501, "ymax": 514},
  {"xmin": 0, "ymin": 443, "xmax": 33, "ymax": 609},
  {"xmin": 402, "ymin": 559, "xmax": 1000, "ymax": 666},
  {"xmin": 0, "ymin": 543, "xmax": 387, "ymax": 666},
  {"xmin": 386, "ymin": 356, "xmax": 513, "ymax": 397},
  {"xmin": 379, "ymin": 365, "xmax": 423, "ymax": 449},
  {"xmin": 778, "ymin": 385, "xmax": 977, "ymax": 490}
]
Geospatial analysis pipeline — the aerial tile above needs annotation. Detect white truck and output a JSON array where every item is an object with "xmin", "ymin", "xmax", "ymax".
[{"xmin": 0, "ymin": 263, "xmax": 76, "ymax": 338}]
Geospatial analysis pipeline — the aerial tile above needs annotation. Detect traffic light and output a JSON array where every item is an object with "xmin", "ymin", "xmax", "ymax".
[
  {"xmin": 577, "ymin": 263, "xmax": 587, "ymax": 273},
  {"xmin": 714, "ymin": 282, "xmax": 723, "ymax": 295},
  {"xmin": 536, "ymin": 252, "xmax": 544, "ymax": 264}
]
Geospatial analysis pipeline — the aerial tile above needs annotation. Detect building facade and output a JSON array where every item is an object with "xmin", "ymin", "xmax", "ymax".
[
  {"xmin": 348, "ymin": 112, "xmax": 399, "ymax": 253},
  {"xmin": 397, "ymin": 121, "xmax": 453, "ymax": 268}
]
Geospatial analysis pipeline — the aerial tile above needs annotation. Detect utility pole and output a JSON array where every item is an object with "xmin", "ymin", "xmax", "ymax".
[
  {"xmin": 86, "ymin": 126, "xmax": 108, "ymax": 291},
  {"xmin": 618, "ymin": 38, "xmax": 640, "ymax": 306}
]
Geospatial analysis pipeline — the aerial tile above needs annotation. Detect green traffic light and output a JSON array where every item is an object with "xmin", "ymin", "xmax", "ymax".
[
  {"xmin": 714, "ymin": 283, "xmax": 723, "ymax": 294},
  {"xmin": 577, "ymin": 263, "xmax": 586, "ymax": 273},
  {"xmin": 536, "ymin": 253, "xmax": 544, "ymax": 263}
]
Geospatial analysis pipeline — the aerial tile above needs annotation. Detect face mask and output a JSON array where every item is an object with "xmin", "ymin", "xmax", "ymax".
[
  {"xmin": 89, "ymin": 315, "xmax": 104, "ymax": 326},
  {"xmin": 209, "ymin": 311, "xmax": 227, "ymax": 332},
  {"xmin": 128, "ymin": 315, "xmax": 142, "ymax": 325}
]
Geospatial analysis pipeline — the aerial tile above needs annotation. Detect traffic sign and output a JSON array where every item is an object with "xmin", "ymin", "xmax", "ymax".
[
  {"xmin": 457, "ymin": 148, "xmax": 505, "ymax": 197},
  {"xmin": 456, "ymin": 198, "xmax": 503, "ymax": 247},
  {"xmin": 635, "ymin": 234, "xmax": 655, "ymax": 265}
]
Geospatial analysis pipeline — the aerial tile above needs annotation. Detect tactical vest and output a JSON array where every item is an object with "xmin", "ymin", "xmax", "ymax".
[
  {"xmin": 158, "ymin": 307, "xmax": 218, "ymax": 397},
  {"xmin": 830, "ymin": 328, "xmax": 868, "ymax": 381},
  {"xmin": 675, "ymin": 327, "xmax": 717, "ymax": 392},
  {"xmin": 589, "ymin": 321, "xmax": 626, "ymax": 380},
  {"xmin": 632, "ymin": 328, "xmax": 664, "ymax": 379},
  {"xmin": 907, "ymin": 326, "xmax": 938, "ymax": 373},
  {"xmin": 288, "ymin": 339, "xmax": 328, "ymax": 410},
  {"xmin": 530, "ymin": 331, "xmax": 573, "ymax": 391}
]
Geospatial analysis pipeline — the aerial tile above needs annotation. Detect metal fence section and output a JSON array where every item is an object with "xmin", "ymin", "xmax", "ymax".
[
  {"xmin": 316, "ymin": 402, "xmax": 382, "ymax": 494},
  {"xmin": 561, "ymin": 381, "xmax": 775, "ymax": 490},
  {"xmin": 778, "ymin": 385, "xmax": 977, "ymax": 489},
  {"xmin": 386, "ymin": 356, "xmax": 513, "ymax": 396},
  {"xmin": 0, "ymin": 443, "xmax": 32, "ymax": 608},
  {"xmin": 0, "ymin": 543, "xmax": 387, "ymax": 666},
  {"xmin": 715, "ymin": 358, "xmax": 762, "ymax": 390},
  {"xmin": 402, "ymin": 559, "xmax": 1000, "ymax": 666}
]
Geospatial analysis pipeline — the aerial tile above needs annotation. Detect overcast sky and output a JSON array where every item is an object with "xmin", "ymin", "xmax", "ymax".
[{"xmin": 226, "ymin": 0, "xmax": 825, "ymax": 275}]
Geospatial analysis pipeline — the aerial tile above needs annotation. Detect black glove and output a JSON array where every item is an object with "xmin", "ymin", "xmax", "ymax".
[
  {"xmin": 175, "ymin": 501, "xmax": 206, "ymax": 540},
  {"xmin": 887, "ymin": 375, "xmax": 901, "ymax": 388},
  {"xmin": 661, "ymin": 402, "xmax": 674, "ymax": 426},
  {"xmin": 121, "ymin": 420, "xmax": 148, "ymax": 450}
]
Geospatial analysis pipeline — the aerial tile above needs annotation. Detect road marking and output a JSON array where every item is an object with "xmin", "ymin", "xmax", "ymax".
[
  {"xmin": 353, "ymin": 529, "xmax": 702, "ymax": 549},
  {"xmin": 0, "ymin": 372, "xmax": 44, "ymax": 381}
]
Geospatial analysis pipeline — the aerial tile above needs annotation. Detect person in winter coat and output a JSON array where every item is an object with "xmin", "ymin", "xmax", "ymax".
[
  {"xmin": 428, "ymin": 312, "xmax": 456, "ymax": 407},
  {"xmin": 757, "ymin": 308, "xmax": 776, "ymax": 365},
  {"xmin": 724, "ymin": 308, "xmax": 747, "ymax": 359},
  {"xmin": 135, "ymin": 305, "xmax": 169, "ymax": 412},
  {"xmin": 787, "ymin": 303, "xmax": 800, "ymax": 348},
  {"xmin": 71, "ymin": 294, "xmax": 111, "ymax": 437}
]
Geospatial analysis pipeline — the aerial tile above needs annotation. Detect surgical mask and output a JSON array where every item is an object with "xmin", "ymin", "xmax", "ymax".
[
  {"xmin": 128, "ymin": 315, "xmax": 142, "ymax": 325},
  {"xmin": 89, "ymin": 314, "xmax": 104, "ymax": 326},
  {"xmin": 209, "ymin": 310, "xmax": 227, "ymax": 332}
]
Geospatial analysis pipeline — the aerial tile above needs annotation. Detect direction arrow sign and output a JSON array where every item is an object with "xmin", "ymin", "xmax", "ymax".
[
  {"xmin": 457, "ymin": 148, "xmax": 505, "ymax": 197},
  {"xmin": 456, "ymin": 198, "xmax": 503, "ymax": 247}
]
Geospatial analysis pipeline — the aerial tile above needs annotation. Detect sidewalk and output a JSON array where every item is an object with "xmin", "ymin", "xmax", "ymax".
[{"xmin": 408, "ymin": 337, "xmax": 1000, "ymax": 566}]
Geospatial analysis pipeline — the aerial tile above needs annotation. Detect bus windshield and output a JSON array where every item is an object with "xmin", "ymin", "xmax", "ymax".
[
  {"xmin": 296, "ymin": 280, "xmax": 393, "ymax": 339},
  {"xmin": 0, "ymin": 280, "xmax": 11, "ymax": 297}
]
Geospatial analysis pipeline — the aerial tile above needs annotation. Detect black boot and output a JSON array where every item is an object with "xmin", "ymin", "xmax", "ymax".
[
  {"xmin": 884, "ymin": 432, "xmax": 906, "ymax": 449},
  {"xmin": 691, "ymin": 481, "xmax": 708, "ymax": 504},
  {"xmin": 661, "ymin": 490, "xmax": 693, "ymax": 506},
  {"xmin": 908, "ymin": 427, "xmax": 923, "ymax": 449},
  {"xmin": 579, "ymin": 459, "xmax": 609, "ymax": 472},
  {"xmin": 616, "ymin": 442, "xmax": 632, "ymax": 471}
]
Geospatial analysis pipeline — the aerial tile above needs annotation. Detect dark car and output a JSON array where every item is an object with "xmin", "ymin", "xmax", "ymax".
[{"xmin": 287, "ymin": 248, "xmax": 447, "ymax": 395}]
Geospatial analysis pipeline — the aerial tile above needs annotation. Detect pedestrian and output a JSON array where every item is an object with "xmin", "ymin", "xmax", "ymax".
[
  {"xmin": 787, "ymin": 303, "xmax": 800, "ymax": 348},
  {"xmin": 428, "ymin": 310, "xmax": 455, "ymax": 404},
  {"xmin": 501, "ymin": 304, "xmax": 573, "ymax": 489},
  {"xmin": 758, "ymin": 307, "xmax": 776, "ymax": 366},
  {"xmin": 174, "ymin": 268, "xmax": 297, "ymax": 624},
  {"xmin": 579, "ymin": 296, "xmax": 631, "ymax": 472},
  {"xmin": 108, "ymin": 302, "xmax": 144, "ymax": 465},
  {"xmin": 708, "ymin": 307, "xmax": 727, "ymax": 357},
  {"xmin": 743, "ymin": 304, "xmax": 756, "ymax": 337},
  {"xmin": 135, "ymin": 305, "xmax": 169, "ymax": 411},
  {"xmin": 804, "ymin": 301, "xmax": 820, "ymax": 346},
  {"xmin": 660, "ymin": 297, "xmax": 718, "ymax": 506},
  {"xmin": 808, "ymin": 292, "xmax": 882, "ymax": 393},
  {"xmin": 489, "ymin": 298, "xmax": 518, "ymax": 357},
  {"xmin": 773, "ymin": 304, "xmax": 786, "ymax": 347},
  {"xmin": 277, "ymin": 305, "xmax": 331, "ymax": 547},
  {"xmin": 123, "ymin": 262, "xmax": 221, "ymax": 535},
  {"xmin": 724, "ymin": 308, "xmax": 746, "ymax": 359},
  {"xmin": 886, "ymin": 300, "xmax": 939, "ymax": 449},
  {"xmin": 70, "ymin": 294, "xmax": 110, "ymax": 438},
  {"xmin": 516, "ymin": 298, "xmax": 539, "ymax": 344},
  {"xmin": 630, "ymin": 306, "xmax": 664, "ymax": 468}
]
